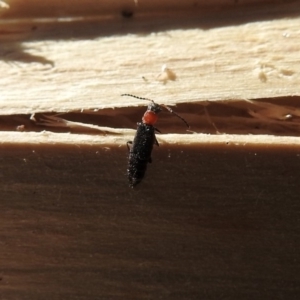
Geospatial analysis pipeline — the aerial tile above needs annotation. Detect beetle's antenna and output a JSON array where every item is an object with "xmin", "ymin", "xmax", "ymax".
[
  {"xmin": 160, "ymin": 104, "xmax": 190, "ymax": 128},
  {"xmin": 121, "ymin": 94, "xmax": 154, "ymax": 103},
  {"xmin": 121, "ymin": 94, "xmax": 190, "ymax": 128}
]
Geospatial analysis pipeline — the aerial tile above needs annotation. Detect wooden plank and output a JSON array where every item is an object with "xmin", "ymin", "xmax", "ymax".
[
  {"xmin": 0, "ymin": 1, "xmax": 299, "ymax": 115},
  {"xmin": 0, "ymin": 141, "xmax": 300, "ymax": 299}
]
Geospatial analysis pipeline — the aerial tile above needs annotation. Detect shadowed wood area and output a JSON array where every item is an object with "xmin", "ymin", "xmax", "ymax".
[{"xmin": 1, "ymin": 143, "xmax": 300, "ymax": 299}]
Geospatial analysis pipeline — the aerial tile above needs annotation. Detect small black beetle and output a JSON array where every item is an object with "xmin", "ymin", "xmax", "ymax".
[{"xmin": 122, "ymin": 94, "xmax": 189, "ymax": 188}]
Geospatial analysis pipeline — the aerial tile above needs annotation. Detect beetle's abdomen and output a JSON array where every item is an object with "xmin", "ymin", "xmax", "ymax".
[{"xmin": 128, "ymin": 123, "xmax": 156, "ymax": 187}]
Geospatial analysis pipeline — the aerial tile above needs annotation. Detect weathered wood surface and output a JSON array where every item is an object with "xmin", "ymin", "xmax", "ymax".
[
  {"xmin": 0, "ymin": 1, "xmax": 299, "ymax": 116},
  {"xmin": 1, "ymin": 142, "xmax": 300, "ymax": 300},
  {"xmin": 1, "ymin": 1, "xmax": 300, "ymax": 299}
]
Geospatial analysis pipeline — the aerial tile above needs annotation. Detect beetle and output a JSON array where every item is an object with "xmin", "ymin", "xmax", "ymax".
[{"xmin": 121, "ymin": 94, "xmax": 189, "ymax": 188}]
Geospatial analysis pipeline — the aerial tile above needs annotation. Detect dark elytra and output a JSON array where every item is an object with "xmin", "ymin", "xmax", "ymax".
[{"xmin": 127, "ymin": 123, "xmax": 159, "ymax": 188}]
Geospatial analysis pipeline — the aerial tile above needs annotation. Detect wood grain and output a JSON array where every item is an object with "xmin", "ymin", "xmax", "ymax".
[
  {"xmin": 1, "ymin": 2, "xmax": 300, "ymax": 299},
  {"xmin": 0, "ymin": 1, "xmax": 299, "ymax": 116},
  {"xmin": 1, "ymin": 142, "xmax": 300, "ymax": 300}
]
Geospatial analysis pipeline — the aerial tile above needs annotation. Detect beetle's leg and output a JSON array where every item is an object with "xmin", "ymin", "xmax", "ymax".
[
  {"xmin": 154, "ymin": 128, "xmax": 160, "ymax": 147},
  {"xmin": 127, "ymin": 141, "xmax": 132, "ymax": 151},
  {"xmin": 154, "ymin": 135, "xmax": 159, "ymax": 147}
]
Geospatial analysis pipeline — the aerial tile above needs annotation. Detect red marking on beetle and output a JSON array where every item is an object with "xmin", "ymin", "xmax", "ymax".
[
  {"xmin": 121, "ymin": 93, "xmax": 189, "ymax": 188},
  {"xmin": 142, "ymin": 111, "xmax": 158, "ymax": 125}
]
